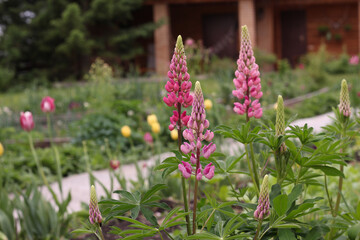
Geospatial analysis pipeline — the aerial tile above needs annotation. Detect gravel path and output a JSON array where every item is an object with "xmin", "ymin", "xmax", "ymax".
[{"xmin": 41, "ymin": 112, "xmax": 336, "ymax": 213}]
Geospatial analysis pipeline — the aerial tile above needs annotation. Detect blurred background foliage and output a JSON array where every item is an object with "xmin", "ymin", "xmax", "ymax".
[{"xmin": 0, "ymin": 0, "xmax": 157, "ymax": 88}]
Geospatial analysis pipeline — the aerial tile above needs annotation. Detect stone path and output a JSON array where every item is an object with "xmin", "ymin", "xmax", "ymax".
[{"xmin": 41, "ymin": 112, "xmax": 336, "ymax": 213}]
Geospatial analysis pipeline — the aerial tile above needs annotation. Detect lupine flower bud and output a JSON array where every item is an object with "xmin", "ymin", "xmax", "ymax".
[
  {"xmin": 275, "ymin": 95, "xmax": 286, "ymax": 153},
  {"xmin": 339, "ymin": 79, "xmax": 351, "ymax": 117},
  {"xmin": 179, "ymin": 81, "xmax": 216, "ymax": 180},
  {"xmin": 41, "ymin": 96, "xmax": 55, "ymax": 113},
  {"xmin": 164, "ymin": 35, "xmax": 193, "ymax": 131},
  {"xmin": 89, "ymin": 185, "xmax": 102, "ymax": 224},
  {"xmin": 254, "ymin": 175, "xmax": 270, "ymax": 221},
  {"xmin": 20, "ymin": 111, "xmax": 35, "ymax": 132},
  {"xmin": 233, "ymin": 25, "xmax": 263, "ymax": 119}
]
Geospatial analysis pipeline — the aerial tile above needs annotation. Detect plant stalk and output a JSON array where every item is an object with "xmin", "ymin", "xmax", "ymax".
[
  {"xmin": 28, "ymin": 133, "xmax": 60, "ymax": 206},
  {"xmin": 46, "ymin": 113, "xmax": 63, "ymax": 197},
  {"xmin": 249, "ymin": 142, "xmax": 260, "ymax": 193},
  {"xmin": 192, "ymin": 148, "xmax": 201, "ymax": 234},
  {"xmin": 245, "ymin": 143, "xmax": 259, "ymax": 194},
  {"xmin": 177, "ymin": 104, "xmax": 191, "ymax": 236},
  {"xmin": 254, "ymin": 220, "xmax": 262, "ymax": 240}
]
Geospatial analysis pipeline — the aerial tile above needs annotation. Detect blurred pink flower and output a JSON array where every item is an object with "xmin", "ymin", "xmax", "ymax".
[
  {"xmin": 185, "ymin": 38, "xmax": 195, "ymax": 47},
  {"xmin": 298, "ymin": 63, "xmax": 305, "ymax": 69},
  {"xmin": 349, "ymin": 55, "xmax": 359, "ymax": 65},
  {"xmin": 41, "ymin": 96, "xmax": 55, "ymax": 113},
  {"xmin": 20, "ymin": 111, "xmax": 34, "ymax": 131},
  {"xmin": 110, "ymin": 160, "xmax": 120, "ymax": 170},
  {"xmin": 143, "ymin": 132, "xmax": 153, "ymax": 145}
]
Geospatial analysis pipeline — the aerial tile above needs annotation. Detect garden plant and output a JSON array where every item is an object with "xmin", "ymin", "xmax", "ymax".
[
  {"xmin": 70, "ymin": 26, "xmax": 360, "ymax": 239},
  {"xmin": 0, "ymin": 24, "xmax": 360, "ymax": 240}
]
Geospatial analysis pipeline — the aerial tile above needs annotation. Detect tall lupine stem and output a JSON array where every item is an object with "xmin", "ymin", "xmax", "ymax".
[
  {"xmin": 233, "ymin": 25, "xmax": 263, "ymax": 194},
  {"xmin": 254, "ymin": 175, "xmax": 270, "ymax": 240},
  {"xmin": 164, "ymin": 35, "xmax": 193, "ymax": 235},
  {"xmin": 178, "ymin": 82, "xmax": 216, "ymax": 234},
  {"xmin": 275, "ymin": 96, "xmax": 287, "ymax": 185},
  {"xmin": 328, "ymin": 79, "xmax": 351, "ymax": 239}
]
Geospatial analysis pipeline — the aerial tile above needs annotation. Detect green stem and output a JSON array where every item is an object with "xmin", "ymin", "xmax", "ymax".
[
  {"xmin": 193, "ymin": 178, "xmax": 199, "ymax": 234},
  {"xmin": 245, "ymin": 143, "xmax": 259, "ymax": 194},
  {"xmin": 249, "ymin": 142, "xmax": 260, "ymax": 193},
  {"xmin": 46, "ymin": 113, "xmax": 63, "ymax": 196},
  {"xmin": 328, "ymin": 122, "xmax": 347, "ymax": 239},
  {"xmin": 97, "ymin": 224, "xmax": 105, "ymax": 240},
  {"xmin": 200, "ymin": 209, "xmax": 216, "ymax": 232},
  {"xmin": 177, "ymin": 104, "xmax": 191, "ymax": 236},
  {"xmin": 324, "ymin": 175, "xmax": 335, "ymax": 217},
  {"xmin": 226, "ymin": 175, "xmax": 240, "ymax": 202},
  {"xmin": 294, "ymin": 145, "xmax": 304, "ymax": 185},
  {"xmin": 254, "ymin": 220, "xmax": 262, "ymax": 240},
  {"xmin": 334, "ymin": 165, "xmax": 344, "ymax": 215},
  {"xmin": 159, "ymin": 231, "xmax": 164, "ymax": 240},
  {"xmin": 83, "ymin": 141, "xmax": 94, "ymax": 186},
  {"xmin": 182, "ymin": 177, "xmax": 191, "ymax": 235},
  {"xmin": 193, "ymin": 148, "xmax": 201, "ymax": 235},
  {"xmin": 28, "ymin": 133, "xmax": 60, "ymax": 206},
  {"xmin": 164, "ymin": 230, "xmax": 175, "ymax": 240}
]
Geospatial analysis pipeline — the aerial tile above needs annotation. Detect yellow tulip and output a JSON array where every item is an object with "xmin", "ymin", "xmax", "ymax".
[
  {"xmin": 0, "ymin": 143, "xmax": 4, "ymax": 156},
  {"xmin": 204, "ymin": 99, "xmax": 213, "ymax": 110},
  {"xmin": 147, "ymin": 114, "xmax": 158, "ymax": 126},
  {"xmin": 121, "ymin": 126, "xmax": 131, "ymax": 138},
  {"xmin": 151, "ymin": 122, "xmax": 161, "ymax": 134},
  {"xmin": 170, "ymin": 129, "xmax": 178, "ymax": 140}
]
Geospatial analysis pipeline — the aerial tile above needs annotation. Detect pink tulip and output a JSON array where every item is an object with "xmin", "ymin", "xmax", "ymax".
[
  {"xmin": 143, "ymin": 132, "xmax": 153, "ymax": 145},
  {"xmin": 110, "ymin": 160, "xmax": 120, "ymax": 170},
  {"xmin": 40, "ymin": 96, "xmax": 55, "ymax": 113},
  {"xmin": 20, "ymin": 111, "xmax": 34, "ymax": 131}
]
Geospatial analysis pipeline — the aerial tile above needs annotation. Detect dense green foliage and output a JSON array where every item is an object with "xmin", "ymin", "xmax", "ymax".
[{"xmin": 0, "ymin": 0, "xmax": 156, "ymax": 86}]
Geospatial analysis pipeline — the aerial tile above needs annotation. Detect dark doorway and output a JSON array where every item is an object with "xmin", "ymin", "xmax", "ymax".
[
  {"xmin": 203, "ymin": 14, "xmax": 238, "ymax": 59},
  {"xmin": 280, "ymin": 10, "xmax": 307, "ymax": 66}
]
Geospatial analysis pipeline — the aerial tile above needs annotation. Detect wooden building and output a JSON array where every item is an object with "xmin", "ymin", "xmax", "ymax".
[{"xmin": 140, "ymin": 0, "xmax": 360, "ymax": 75}]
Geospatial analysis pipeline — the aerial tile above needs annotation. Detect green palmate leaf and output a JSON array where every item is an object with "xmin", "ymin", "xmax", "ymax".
[
  {"xmin": 130, "ymin": 205, "xmax": 140, "ymax": 219},
  {"xmin": 273, "ymin": 194, "xmax": 288, "ymax": 216},
  {"xmin": 71, "ymin": 228, "xmax": 94, "ymax": 235},
  {"xmin": 116, "ymin": 216, "xmax": 156, "ymax": 231},
  {"xmin": 310, "ymin": 165, "xmax": 345, "ymax": 177},
  {"xmin": 278, "ymin": 229, "xmax": 296, "ymax": 240},
  {"xmin": 270, "ymin": 184, "xmax": 282, "ymax": 206},
  {"xmin": 141, "ymin": 184, "xmax": 167, "ymax": 203},
  {"xmin": 140, "ymin": 206, "xmax": 158, "ymax": 226},
  {"xmin": 304, "ymin": 224, "xmax": 330, "ymax": 240},
  {"xmin": 186, "ymin": 231, "xmax": 220, "ymax": 239},
  {"xmin": 273, "ymin": 223, "xmax": 302, "ymax": 229},
  {"xmin": 356, "ymin": 201, "xmax": 360, "ymax": 220},
  {"xmin": 287, "ymin": 185, "xmax": 302, "ymax": 207},
  {"xmin": 113, "ymin": 190, "xmax": 138, "ymax": 203}
]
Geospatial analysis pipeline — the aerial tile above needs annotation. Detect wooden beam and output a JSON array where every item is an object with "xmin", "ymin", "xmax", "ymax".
[{"xmin": 153, "ymin": 3, "xmax": 171, "ymax": 76}]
